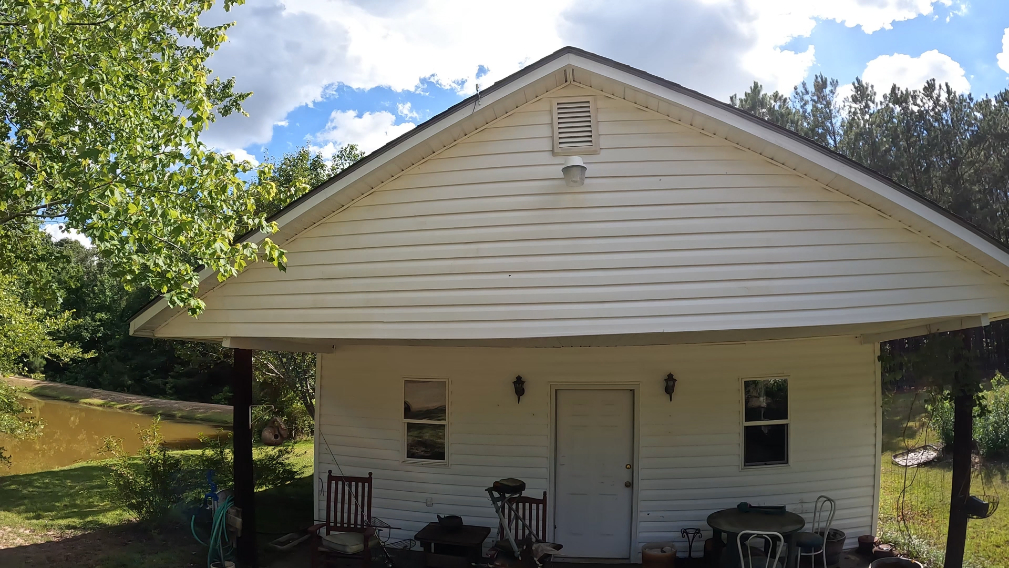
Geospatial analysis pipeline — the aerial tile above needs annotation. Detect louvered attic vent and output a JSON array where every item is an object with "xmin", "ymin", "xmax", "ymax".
[{"xmin": 552, "ymin": 97, "xmax": 599, "ymax": 156}]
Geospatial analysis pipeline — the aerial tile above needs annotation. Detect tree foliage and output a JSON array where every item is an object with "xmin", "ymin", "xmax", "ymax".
[
  {"xmin": 254, "ymin": 351, "xmax": 315, "ymax": 434},
  {"xmin": 254, "ymin": 144, "xmax": 366, "ymax": 218},
  {"xmin": 0, "ymin": 271, "xmax": 84, "ymax": 377},
  {"xmin": 37, "ymin": 146, "xmax": 362, "ymax": 418},
  {"xmin": 37, "ymin": 240, "xmax": 235, "ymax": 401},
  {"xmin": 0, "ymin": 0, "xmax": 285, "ymax": 315},
  {"xmin": 0, "ymin": 380, "xmax": 44, "ymax": 466}
]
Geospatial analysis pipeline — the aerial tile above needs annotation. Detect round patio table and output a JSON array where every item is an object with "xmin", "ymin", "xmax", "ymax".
[{"xmin": 707, "ymin": 508, "xmax": 805, "ymax": 568}]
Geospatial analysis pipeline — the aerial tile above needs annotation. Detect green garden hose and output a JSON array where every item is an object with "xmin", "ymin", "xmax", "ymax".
[{"xmin": 191, "ymin": 494, "xmax": 235, "ymax": 568}]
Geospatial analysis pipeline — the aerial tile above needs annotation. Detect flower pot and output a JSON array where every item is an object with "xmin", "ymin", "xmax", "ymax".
[
  {"xmin": 819, "ymin": 528, "xmax": 845, "ymax": 566},
  {"xmin": 869, "ymin": 558, "xmax": 922, "ymax": 568},
  {"xmin": 858, "ymin": 535, "xmax": 878, "ymax": 555},
  {"xmin": 641, "ymin": 542, "xmax": 676, "ymax": 568}
]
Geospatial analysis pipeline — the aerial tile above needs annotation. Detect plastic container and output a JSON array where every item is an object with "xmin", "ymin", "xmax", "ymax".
[{"xmin": 642, "ymin": 541, "xmax": 677, "ymax": 568}]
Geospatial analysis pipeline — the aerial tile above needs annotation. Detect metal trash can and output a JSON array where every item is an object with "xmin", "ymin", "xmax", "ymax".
[{"xmin": 642, "ymin": 541, "xmax": 677, "ymax": 568}]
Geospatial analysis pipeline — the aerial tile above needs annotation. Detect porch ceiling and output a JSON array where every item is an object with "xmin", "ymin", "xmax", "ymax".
[{"xmin": 215, "ymin": 315, "xmax": 996, "ymax": 353}]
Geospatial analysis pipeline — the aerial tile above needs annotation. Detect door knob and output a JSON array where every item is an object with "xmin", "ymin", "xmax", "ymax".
[{"xmin": 624, "ymin": 481, "xmax": 632, "ymax": 488}]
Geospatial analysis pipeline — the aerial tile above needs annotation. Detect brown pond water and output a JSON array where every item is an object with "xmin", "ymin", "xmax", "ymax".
[{"xmin": 0, "ymin": 396, "xmax": 225, "ymax": 475}]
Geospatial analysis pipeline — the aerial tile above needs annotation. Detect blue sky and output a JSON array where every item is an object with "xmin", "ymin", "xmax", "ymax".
[{"xmin": 197, "ymin": 0, "xmax": 1009, "ymax": 168}]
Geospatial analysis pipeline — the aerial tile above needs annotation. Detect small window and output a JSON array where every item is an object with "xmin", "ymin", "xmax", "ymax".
[
  {"xmin": 552, "ymin": 97, "xmax": 600, "ymax": 155},
  {"xmin": 404, "ymin": 379, "xmax": 447, "ymax": 462},
  {"xmin": 742, "ymin": 378, "xmax": 789, "ymax": 467}
]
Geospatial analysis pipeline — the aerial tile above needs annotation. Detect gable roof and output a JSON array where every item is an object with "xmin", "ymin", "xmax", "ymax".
[{"xmin": 130, "ymin": 46, "xmax": 1009, "ymax": 337}]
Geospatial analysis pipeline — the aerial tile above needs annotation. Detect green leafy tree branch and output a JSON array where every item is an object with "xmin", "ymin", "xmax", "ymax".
[{"xmin": 0, "ymin": 0, "xmax": 285, "ymax": 315}]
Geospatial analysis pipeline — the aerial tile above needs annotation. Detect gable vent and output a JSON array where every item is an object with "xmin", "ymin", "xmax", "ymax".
[{"xmin": 552, "ymin": 97, "xmax": 600, "ymax": 155}]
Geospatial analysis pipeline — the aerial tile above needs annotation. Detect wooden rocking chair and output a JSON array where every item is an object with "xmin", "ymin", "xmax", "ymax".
[
  {"xmin": 498, "ymin": 491, "xmax": 548, "ymax": 545},
  {"xmin": 310, "ymin": 471, "xmax": 379, "ymax": 568}
]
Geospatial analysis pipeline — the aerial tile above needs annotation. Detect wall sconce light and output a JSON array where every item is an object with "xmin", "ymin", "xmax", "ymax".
[
  {"xmin": 561, "ymin": 156, "xmax": 587, "ymax": 187},
  {"xmin": 664, "ymin": 373, "xmax": 677, "ymax": 401},
  {"xmin": 513, "ymin": 375, "xmax": 526, "ymax": 403}
]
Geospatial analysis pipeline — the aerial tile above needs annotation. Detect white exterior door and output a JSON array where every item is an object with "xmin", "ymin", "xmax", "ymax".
[{"xmin": 554, "ymin": 389, "xmax": 634, "ymax": 558}]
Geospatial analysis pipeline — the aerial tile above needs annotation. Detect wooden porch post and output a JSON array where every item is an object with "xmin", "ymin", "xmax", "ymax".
[
  {"xmin": 943, "ymin": 390, "xmax": 973, "ymax": 568},
  {"xmin": 233, "ymin": 348, "xmax": 258, "ymax": 567},
  {"xmin": 944, "ymin": 326, "xmax": 985, "ymax": 568}
]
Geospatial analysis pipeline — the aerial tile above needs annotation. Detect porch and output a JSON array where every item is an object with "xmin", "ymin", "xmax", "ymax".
[
  {"xmin": 261, "ymin": 544, "xmax": 872, "ymax": 568},
  {"xmin": 311, "ymin": 338, "xmax": 880, "ymax": 558}
]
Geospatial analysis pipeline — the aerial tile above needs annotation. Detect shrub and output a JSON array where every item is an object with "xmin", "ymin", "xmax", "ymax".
[
  {"xmin": 926, "ymin": 374, "xmax": 1009, "ymax": 458},
  {"xmin": 251, "ymin": 404, "xmax": 313, "ymax": 442},
  {"xmin": 103, "ymin": 418, "xmax": 189, "ymax": 523},
  {"xmin": 977, "ymin": 374, "xmax": 1009, "ymax": 458},
  {"xmin": 189, "ymin": 431, "xmax": 301, "ymax": 492},
  {"xmin": 926, "ymin": 395, "xmax": 955, "ymax": 449}
]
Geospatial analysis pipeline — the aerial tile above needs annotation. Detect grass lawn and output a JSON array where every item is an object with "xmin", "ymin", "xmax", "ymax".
[
  {"xmin": 878, "ymin": 392, "xmax": 1009, "ymax": 568},
  {"xmin": 0, "ymin": 440, "xmax": 315, "ymax": 568}
]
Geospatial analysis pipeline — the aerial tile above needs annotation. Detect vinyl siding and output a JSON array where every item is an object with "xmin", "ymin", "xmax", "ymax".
[
  {"xmin": 314, "ymin": 337, "xmax": 878, "ymax": 557},
  {"xmin": 155, "ymin": 84, "xmax": 1009, "ymax": 340}
]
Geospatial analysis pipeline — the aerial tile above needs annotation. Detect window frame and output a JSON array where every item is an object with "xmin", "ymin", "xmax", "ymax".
[
  {"xmin": 402, "ymin": 377, "xmax": 450, "ymax": 466},
  {"xmin": 739, "ymin": 376, "xmax": 790, "ymax": 470}
]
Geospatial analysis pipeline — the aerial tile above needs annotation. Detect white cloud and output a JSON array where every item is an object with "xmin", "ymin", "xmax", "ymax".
[
  {"xmin": 945, "ymin": 1, "xmax": 968, "ymax": 22},
  {"xmin": 202, "ymin": 0, "xmax": 949, "ymax": 149},
  {"xmin": 998, "ymin": 28, "xmax": 1009, "ymax": 74},
  {"xmin": 559, "ymin": 0, "xmax": 945, "ymax": 98},
  {"xmin": 309, "ymin": 110, "xmax": 416, "ymax": 155},
  {"xmin": 201, "ymin": 0, "xmax": 355, "ymax": 150},
  {"xmin": 767, "ymin": 0, "xmax": 947, "ymax": 34},
  {"xmin": 224, "ymin": 148, "xmax": 260, "ymax": 166},
  {"xmin": 397, "ymin": 102, "xmax": 419, "ymax": 120},
  {"xmin": 274, "ymin": 120, "xmax": 289, "ymax": 127},
  {"xmin": 44, "ymin": 223, "xmax": 92, "ymax": 248},
  {"xmin": 860, "ymin": 50, "xmax": 970, "ymax": 92}
]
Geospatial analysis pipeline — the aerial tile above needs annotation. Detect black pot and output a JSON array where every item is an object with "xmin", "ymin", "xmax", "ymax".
[
  {"xmin": 437, "ymin": 515, "xmax": 464, "ymax": 532},
  {"xmin": 858, "ymin": 535, "xmax": 878, "ymax": 555},
  {"xmin": 820, "ymin": 529, "xmax": 845, "ymax": 566}
]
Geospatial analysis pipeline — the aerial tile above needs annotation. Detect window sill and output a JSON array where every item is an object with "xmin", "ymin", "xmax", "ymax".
[
  {"xmin": 741, "ymin": 462, "xmax": 790, "ymax": 471},
  {"xmin": 402, "ymin": 458, "xmax": 450, "ymax": 467}
]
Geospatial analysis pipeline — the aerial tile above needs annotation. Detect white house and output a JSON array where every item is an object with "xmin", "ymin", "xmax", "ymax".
[{"xmin": 130, "ymin": 48, "xmax": 1009, "ymax": 560}]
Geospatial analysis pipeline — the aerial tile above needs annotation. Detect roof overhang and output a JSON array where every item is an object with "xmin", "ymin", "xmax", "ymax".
[{"xmin": 130, "ymin": 47, "xmax": 1009, "ymax": 340}]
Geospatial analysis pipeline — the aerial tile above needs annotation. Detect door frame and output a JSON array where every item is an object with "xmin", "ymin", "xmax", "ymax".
[{"xmin": 549, "ymin": 383, "xmax": 641, "ymax": 561}]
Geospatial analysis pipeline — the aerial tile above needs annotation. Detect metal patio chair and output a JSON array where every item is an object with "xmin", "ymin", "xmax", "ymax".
[
  {"xmin": 736, "ymin": 530, "xmax": 784, "ymax": 568},
  {"xmin": 795, "ymin": 495, "xmax": 836, "ymax": 568}
]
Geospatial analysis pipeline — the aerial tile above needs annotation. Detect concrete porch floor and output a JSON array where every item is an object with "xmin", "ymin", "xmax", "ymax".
[{"xmin": 261, "ymin": 544, "xmax": 878, "ymax": 568}]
